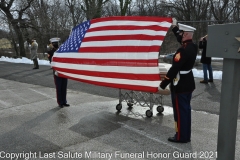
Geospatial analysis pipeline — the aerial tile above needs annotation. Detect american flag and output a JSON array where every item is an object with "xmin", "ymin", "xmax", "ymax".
[{"xmin": 51, "ymin": 16, "xmax": 172, "ymax": 92}]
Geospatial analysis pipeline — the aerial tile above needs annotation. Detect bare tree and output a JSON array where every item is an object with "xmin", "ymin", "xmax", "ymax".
[
  {"xmin": 65, "ymin": 0, "xmax": 85, "ymax": 27},
  {"xmin": 103, "ymin": 0, "xmax": 120, "ymax": 16},
  {"xmin": 81, "ymin": 0, "xmax": 111, "ymax": 20},
  {"xmin": 142, "ymin": 0, "xmax": 169, "ymax": 16},
  {"xmin": 133, "ymin": 0, "xmax": 148, "ymax": 16},
  {"xmin": 210, "ymin": 0, "xmax": 236, "ymax": 24},
  {"xmin": 233, "ymin": 0, "xmax": 240, "ymax": 22},
  {"xmin": 119, "ymin": 0, "xmax": 132, "ymax": 16},
  {"xmin": 103, "ymin": 0, "xmax": 133, "ymax": 16},
  {"xmin": 24, "ymin": 0, "xmax": 73, "ymax": 54},
  {"xmin": 0, "ymin": 0, "xmax": 34, "ymax": 57}
]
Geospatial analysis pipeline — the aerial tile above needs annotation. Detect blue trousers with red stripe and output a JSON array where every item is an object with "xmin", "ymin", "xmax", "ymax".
[
  {"xmin": 171, "ymin": 91, "xmax": 192, "ymax": 141},
  {"xmin": 54, "ymin": 75, "xmax": 68, "ymax": 105}
]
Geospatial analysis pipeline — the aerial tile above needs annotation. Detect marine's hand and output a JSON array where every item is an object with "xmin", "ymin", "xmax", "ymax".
[
  {"xmin": 172, "ymin": 18, "xmax": 177, "ymax": 26},
  {"xmin": 55, "ymin": 71, "xmax": 58, "ymax": 76},
  {"xmin": 160, "ymin": 79, "xmax": 170, "ymax": 90},
  {"xmin": 159, "ymin": 82, "xmax": 170, "ymax": 91},
  {"xmin": 159, "ymin": 81, "xmax": 166, "ymax": 90}
]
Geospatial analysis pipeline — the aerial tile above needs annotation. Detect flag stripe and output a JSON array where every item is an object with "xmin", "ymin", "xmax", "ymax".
[
  {"xmin": 58, "ymin": 71, "xmax": 160, "ymax": 87},
  {"xmin": 52, "ymin": 62, "xmax": 160, "ymax": 74},
  {"xmin": 87, "ymin": 25, "xmax": 169, "ymax": 32},
  {"xmin": 53, "ymin": 52, "xmax": 159, "ymax": 60},
  {"xmin": 85, "ymin": 30, "xmax": 168, "ymax": 37},
  {"xmin": 53, "ymin": 67, "xmax": 160, "ymax": 80},
  {"xmin": 83, "ymin": 35, "xmax": 165, "ymax": 41},
  {"xmin": 79, "ymin": 46, "xmax": 161, "ymax": 52},
  {"xmin": 91, "ymin": 20, "xmax": 171, "ymax": 28},
  {"xmin": 80, "ymin": 40, "xmax": 162, "ymax": 47},
  {"xmin": 52, "ymin": 57, "xmax": 158, "ymax": 67},
  {"xmin": 90, "ymin": 17, "xmax": 171, "ymax": 28}
]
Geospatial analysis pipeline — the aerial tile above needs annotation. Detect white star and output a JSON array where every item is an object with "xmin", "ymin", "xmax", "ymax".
[{"xmin": 235, "ymin": 37, "xmax": 240, "ymax": 52}]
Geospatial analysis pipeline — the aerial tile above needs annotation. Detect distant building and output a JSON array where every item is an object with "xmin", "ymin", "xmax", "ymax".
[{"xmin": 0, "ymin": 38, "xmax": 12, "ymax": 49}]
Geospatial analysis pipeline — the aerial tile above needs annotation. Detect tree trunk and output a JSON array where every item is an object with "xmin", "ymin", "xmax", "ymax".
[{"xmin": 12, "ymin": 24, "xmax": 26, "ymax": 57}]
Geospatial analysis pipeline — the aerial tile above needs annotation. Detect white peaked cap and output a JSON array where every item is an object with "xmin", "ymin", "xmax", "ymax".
[
  {"xmin": 50, "ymin": 37, "xmax": 61, "ymax": 43},
  {"xmin": 178, "ymin": 23, "xmax": 196, "ymax": 32}
]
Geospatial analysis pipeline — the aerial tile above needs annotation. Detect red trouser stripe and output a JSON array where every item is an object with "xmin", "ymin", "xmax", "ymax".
[{"xmin": 176, "ymin": 95, "xmax": 181, "ymax": 140}]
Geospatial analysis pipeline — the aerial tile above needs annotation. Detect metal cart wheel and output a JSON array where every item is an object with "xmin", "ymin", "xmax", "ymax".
[
  {"xmin": 146, "ymin": 110, "xmax": 153, "ymax": 117},
  {"xmin": 116, "ymin": 104, "xmax": 122, "ymax": 111},
  {"xmin": 127, "ymin": 102, "xmax": 133, "ymax": 108},
  {"xmin": 157, "ymin": 106, "xmax": 164, "ymax": 113}
]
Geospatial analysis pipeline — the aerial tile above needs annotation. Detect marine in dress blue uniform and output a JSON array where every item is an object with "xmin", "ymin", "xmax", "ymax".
[
  {"xmin": 160, "ymin": 20, "xmax": 198, "ymax": 143},
  {"xmin": 53, "ymin": 70, "xmax": 70, "ymax": 108},
  {"xmin": 51, "ymin": 40, "xmax": 70, "ymax": 108}
]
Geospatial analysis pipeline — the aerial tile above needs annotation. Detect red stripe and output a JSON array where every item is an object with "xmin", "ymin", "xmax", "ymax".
[
  {"xmin": 88, "ymin": 25, "xmax": 169, "ymax": 32},
  {"xmin": 53, "ymin": 57, "xmax": 158, "ymax": 67},
  {"xmin": 91, "ymin": 16, "xmax": 172, "ymax": 24},
  {"xmin": 176, "ymin": 95, "xmax": 181, "ymax": 140},
  {"xmin": 58, "ymin": 72, "xmax": 158, "ymax": 93},
  {"xmin": 79, "ymin": 46, "xmax": 161, "ymax": 52},
  {"xmin": 83, "ymin": 35, "xmax": 165, "ymax": 42},
  {"xmin": 53, "ymin": 67, "xmax": 160, "ymax": 81}
]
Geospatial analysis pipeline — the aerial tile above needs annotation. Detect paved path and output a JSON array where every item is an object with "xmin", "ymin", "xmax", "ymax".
[
  {"xmin": 0, "ymin": 61, "xmax": 240, "ymax": 160},
  {"xmin": 0, "ymin": 78, "xmax": 240, "ymax": 160}
]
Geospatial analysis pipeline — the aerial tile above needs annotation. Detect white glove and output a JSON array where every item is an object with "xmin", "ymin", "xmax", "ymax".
[
  {"xmin": 157, "ymin": 84, "xmax": 170, "ymax": 95},
  {"xmin": 158, "ymin": 84, "xmax": 170, "ymax": 91},
  {"xmin": 55, "ymin": 71, "xmax": 58, "ymax": 76},
  {"xmin": 172, "ymin": 18, "xmax": 177, "ymax": 26}
]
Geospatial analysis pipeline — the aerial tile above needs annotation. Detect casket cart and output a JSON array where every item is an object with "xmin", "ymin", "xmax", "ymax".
[{"xmin": 115, "ymin": 63, "xmax": 171, "ymax": 117}]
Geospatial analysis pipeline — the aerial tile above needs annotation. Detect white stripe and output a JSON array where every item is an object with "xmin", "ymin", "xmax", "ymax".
[
  {"xmin": 52, "ymin": 62, "xmax": 160, "ymax": 74},
  {"xmin": 81, "ymin": 40, "xmax": 162, "ymax": 47},
  {"xmin": 85, "ymin": 30, "xmax": 167, "ymax": 37},
  {"xmin": 53, "ymin": 52, "xmax": 159, "ymax": 60},
  {"xmin": 91, "ymin": 21, "xmax": 171, "ymax": 28},
  {"xmin": 59, "ymin": 71, "xmax": 160, "ymax": 87}
]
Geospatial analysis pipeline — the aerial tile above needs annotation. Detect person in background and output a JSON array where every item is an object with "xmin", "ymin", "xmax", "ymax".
[
  {"xmin": 24, "ymin": 38, "xmax": 39, "ymax": 69},
  {"xmin": 47, "ymin": 38, "xmax": 60, "ymax": 64},
  {"xmin": 27, "ymin": 38, "xmax": 39, "ymax": 69},
  {"xmin": 160, "ymin": 18, "xmax": 198, "ymax": 143},
  {"xmin": 199, "ymin": 35, "xmax": 213, "ymax": 83},
  {"xmin": 47, "ymin": 42, "xmax": 57, "ymax": 64},
  {"xmin": 47, "ymin": 42, "xmax": 53, "ymax": 52}
]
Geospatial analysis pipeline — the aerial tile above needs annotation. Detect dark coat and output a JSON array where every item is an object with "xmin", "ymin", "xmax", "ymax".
[
  {"xmin": 160, "ymin": 26, "xmax": 198, "ymax": 93},
  {"xmin": 199, "ymin": 39, "xmax": 211, "ymax": 64}
]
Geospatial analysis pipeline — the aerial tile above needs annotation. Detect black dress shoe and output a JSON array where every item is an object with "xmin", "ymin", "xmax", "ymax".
[
  {"xmin": 63, "ymin": 103, "xmax": 70, "ymax": 107},
  {"xmin": 168, "ymin": 136, "xmax": 190, "ymax": 143},
  {"xmin": 58, "ymin": 105, "xmax": 64, "ymax": 108},
  {"xmin": 33, "ymin": 67, "xmax": 39, "ymax": 69},
  {"xmin": 208, "ymin": 79, "xmax": 213, "ymax": 82},
  {"xmin": 200, "ymin": 80, "xmax": 208, "ymax": 84}
]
